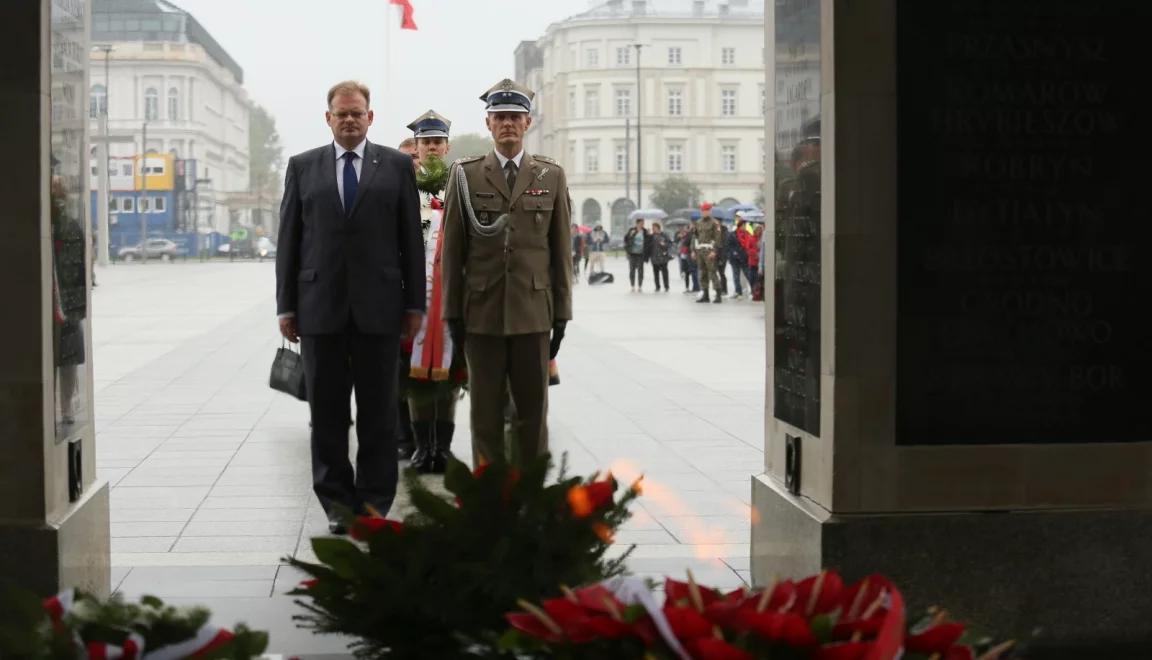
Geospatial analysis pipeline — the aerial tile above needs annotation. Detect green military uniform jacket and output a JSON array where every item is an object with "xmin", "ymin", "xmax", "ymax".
[
  {"xmin": 441, "ymin": 151, "xmax": 573, "ymax": 336},
  {"xmin": 694, "ymin": 218, "xmax": 723, "ymax": 253}
]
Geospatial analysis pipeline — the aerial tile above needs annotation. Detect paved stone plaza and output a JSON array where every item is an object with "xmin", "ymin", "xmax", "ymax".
[{"xmin": 92, "ymin": 257, "xmax": 765, "ymax": 654}]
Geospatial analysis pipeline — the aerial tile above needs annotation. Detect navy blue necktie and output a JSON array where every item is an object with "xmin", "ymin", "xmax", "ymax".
[{"xmin": 342, "ymin": 151, "xmax": 358, "ymax": 216}]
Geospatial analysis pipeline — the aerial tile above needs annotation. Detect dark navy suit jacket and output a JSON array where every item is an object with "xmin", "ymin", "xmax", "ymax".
[{"xmin": 276, "ymin": 141, "xmax": 425, "ymax": 335}]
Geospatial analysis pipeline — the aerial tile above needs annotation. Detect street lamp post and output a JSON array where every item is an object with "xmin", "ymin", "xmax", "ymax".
[
  {"xmin": 93, "ymin": 44, "xmax": 113, "ymax": 266},
  {"xmin": 634, "ymin": 43, "xmax": 643, "ymax": 208},
  {"xmin": 139, "ymin": 121, "xmax": 149, "ymax": 262}
]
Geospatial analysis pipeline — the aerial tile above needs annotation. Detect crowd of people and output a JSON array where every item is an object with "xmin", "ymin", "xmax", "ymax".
[{"xmin": 570, "ymin": 201, "xmax": 765, "ymax": 302}]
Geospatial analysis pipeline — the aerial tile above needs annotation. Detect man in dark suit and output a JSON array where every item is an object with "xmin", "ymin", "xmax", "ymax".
[{"xmin": 276, "ymin": 80, "xmax": 424, "ymax": 534}]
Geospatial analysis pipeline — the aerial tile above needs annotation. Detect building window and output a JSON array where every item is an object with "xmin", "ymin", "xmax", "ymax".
[
  {"xmin": 144, "ymin": 87, "xmax": 159, "ymax": 120},
  {"xmin": 721, "ymin": 88, "xmax": 737, "ymax": 116},
  {"xmin": 586, "ymin": 48, "xmax": 599, "ymax": 67},
  {"xmin": 152, "ymin": 196, "xmax": 166, "ymax": 213},
  {"xmin": 721, "ymin": 47, "xmax": 735, "ymax": 65},
  {"xmin": 568, "ymin": 89, "xmax": 577, "ymax": 117},
  {"xmin": 138, "ymin": 197, "xmax": 150, "ymax": 213},
  {"xmin": 615, "ymin": 143, "xmax": 628, "ymax": 173},
  {"xmin": 121, "ymin": 197, "xmax": 135, "ymax": 213},
  {"xmin": 585, "ymin": 141, "xmax": 600, "ymax": 173},
  {"xmin": 121, "ymin": 162, "xmax": 133, "ymax": 177},
  {"xmin": 668, "ymin": 47, "xmax": 681, "ymax": 65},
  {"xmin": 168, "ymin": 87, "xmax": 180, "ymax": 120},
  {"xmin": 615, "ymin": 88, "xmax": 632, "ymax": 117},
  {"xmin": 667, "ymin": 143, "xmax": 683, "ymax": 173},
  {"xmin": 89, "ymin": 84, "xmax": 107, "ymax": 118},
  {"xmin": 568, "ymin": 140, "xmax": 576, "ymax": 168},
  {"xmin": 109, "ymin": 198, "xmax": 119, "ymax": 214},
  {"xmin": 721, "ymin": 144, "xmax": 737, "ymax": 172},
  {"xmin": 759, "ymin": 84, "xmax": 766, "ymax": 115},
  {"xmin": 616, "ymin": 47, "xmax": 631, "ymax": 66},
  {"xmin": 667, "ymin": 88, "xmax": 682, "ymax": 116},
  {"xmin": 759, "ymin": 139, "xmax": 767, "ymax": 172},
  {"xmin": 585, "ymin": 87, "xmax": 600, "ymax": 118}
]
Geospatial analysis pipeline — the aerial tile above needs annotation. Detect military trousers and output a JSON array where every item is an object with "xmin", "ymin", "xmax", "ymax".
[
  {"xmin": 697, "ymin": 249, "xmax": 720, "ymax": 297},
  {"xmin": 465, "ymin": 332, "xmax": 550, "ymax": 466}
]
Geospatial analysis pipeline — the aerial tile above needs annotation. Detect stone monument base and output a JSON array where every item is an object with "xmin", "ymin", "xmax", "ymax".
[
  {"xmin": 0, "ymin": 482, "xmax": 110, "ymax": 597},
  {"xmin": 751, "ymin": 475, "xmax": 1152, "ymax": 656}
]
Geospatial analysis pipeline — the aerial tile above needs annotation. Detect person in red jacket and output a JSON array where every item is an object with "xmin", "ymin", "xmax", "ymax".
[{"xmin": 746, "ymin": 223, "xmax": 764, "ymax": 301}]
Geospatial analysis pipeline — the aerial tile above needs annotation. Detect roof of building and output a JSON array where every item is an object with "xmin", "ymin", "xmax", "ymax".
[
  {"xmin": 92, "ymin": 0, "xmax": 244, "ymax": 84},
  {"xmin": 568, "ymin": 0, "xmax": 765, "ymax": 21}
]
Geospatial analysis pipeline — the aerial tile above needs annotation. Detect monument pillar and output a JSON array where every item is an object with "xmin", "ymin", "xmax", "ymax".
[
  {"xmin": 754, "ymin": 0, "xmax": 1152, "ymax": 651},
  {"xmin": 0, "ymin": 0, "xmax": 110, "ymax": 597}
]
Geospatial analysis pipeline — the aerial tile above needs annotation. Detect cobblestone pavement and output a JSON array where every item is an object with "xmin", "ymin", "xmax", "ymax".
[{"xmin": 91, "ymin": 257, "xmax": 765, "ymax": 654}]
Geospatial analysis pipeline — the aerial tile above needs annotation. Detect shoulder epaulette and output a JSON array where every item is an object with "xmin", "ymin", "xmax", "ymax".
[
  {"xmin": 532, "ymin": 154, "xmax": 559, "ymax": 165},
  {"xmin": 453, "ymin": 155, "xmax": 484, "ymax": 165}
]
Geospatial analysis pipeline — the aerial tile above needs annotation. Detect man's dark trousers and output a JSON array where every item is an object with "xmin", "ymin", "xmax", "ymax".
[{"xmin": 302, "ymin": 319, "xmax": 400, "ymax": 518}]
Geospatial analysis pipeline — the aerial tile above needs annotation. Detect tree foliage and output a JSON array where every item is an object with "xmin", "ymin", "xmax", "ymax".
[
  {"xmin": 248, "ymin": 105, "xmax": 284, "ymax": 211},
  {"xmin": 650, "ymin": 176, "xmax": 703, "ymax": 214}
]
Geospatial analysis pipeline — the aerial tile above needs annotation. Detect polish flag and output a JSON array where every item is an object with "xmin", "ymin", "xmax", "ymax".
[{"xmin": 390, "ymin": 0, "xmax": 418, "ymax": 30}]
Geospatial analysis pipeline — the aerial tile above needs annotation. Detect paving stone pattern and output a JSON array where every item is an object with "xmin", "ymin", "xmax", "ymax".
[{"xmin": 92, "ymin": 258, "xmax": 765, "ymax": 654}]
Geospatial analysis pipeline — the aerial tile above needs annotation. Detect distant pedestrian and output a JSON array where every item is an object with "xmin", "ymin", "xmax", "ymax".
[
  {"xmin": 649, "ymin": 221, "xmax": 673, "ymax": 292},
  {"xmin": 726, "ymin": 215, "xmax": 752, "ymax": 300},
  {"xmin": 749, "ymin": 223, "xmax": 765, "ymax": 301},
  {"xmin": 715, "ymin": 220, "xmax": 729, "ymax": 296},
  {"xmin": 587, "ymin": 225, "xmax": 608, "ymax": 274},
  {"xmin": 693, "ymin": 202, "xmax": 723, "ymax": 304},
  {"xmin": 571, "ymin": 223, "xmax": 586, "ymax": 281},
  {"xmin": 677, "ymin": 224, "xmax": 700, "ymax": 293},
  {"xmin": 623, "ymin": 218, "xmax": 651, "ymax": 291}
]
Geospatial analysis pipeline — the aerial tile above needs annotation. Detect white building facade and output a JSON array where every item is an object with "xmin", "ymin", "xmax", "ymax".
[
  {"xmin": 88, "ymin": 0, "xmax": 252, "ymax": 237},
  {"xmin": 518, "ymin": 0, "xmax": 766, "ymax": 235}
]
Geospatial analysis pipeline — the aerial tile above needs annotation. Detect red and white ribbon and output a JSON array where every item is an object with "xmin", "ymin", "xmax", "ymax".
[
  {"xmin": 41, "ymin": 589, "xmax": 238, "ymax": 660},
  {"xmin": 409, "ymin": 205, "xmax": 454, "ymax": 381}
]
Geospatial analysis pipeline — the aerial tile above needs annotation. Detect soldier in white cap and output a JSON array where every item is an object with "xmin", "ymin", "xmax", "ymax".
[{"xmin": 401, "ymin": 110, "xmax": 466, "ymax": 474}]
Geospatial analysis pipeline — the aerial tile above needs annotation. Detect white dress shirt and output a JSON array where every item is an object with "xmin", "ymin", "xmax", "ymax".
[
  {"xmin": 494, "ymin": 149, "xmax": 525, "ymax": 171},
  {"xmin": 335, "ymin": 139, "xmax": 367, "ymax": 208}
]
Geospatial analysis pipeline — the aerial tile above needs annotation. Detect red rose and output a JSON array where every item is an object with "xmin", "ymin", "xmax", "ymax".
[
  {"xmin": 663, "ymin": 606, "xmax": 714, "ymax": 641},
  {"xmin": 506, "ymin": 612, "xmax": 563, "ymax": 642},
  {"xmin": 350, "ymin": 516, "xmax": 404, "ymax": 541},
  {"xmin": 298, "ymin": 579, "xmax": 319, "ymax": 589},
  {"xmin": 733, "ymin": 609, "xmax": 818, "ymax": 648},
  {"xmin": 585, "ymin": 479, "xmax": 615, "ymax": 509},
  {"xmin": 665, "ymin": 578, "xmax": 722, "ymax": 610},
  {"xmin": 793, "ymin": 571, "xmax": 845, "ymax": 616},
  {"xmin": 813, "ymin": 641, "xmax": 872, "ymax": 660},
  {"xmin": 686, "ymin": 637, "xmax": 754, "ymax": 660},
  {"xmin": 567, "ymin": 479, "xmax": 615, "ymax": 518}
]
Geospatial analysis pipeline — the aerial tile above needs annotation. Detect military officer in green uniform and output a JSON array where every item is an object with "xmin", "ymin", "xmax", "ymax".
[
  {"xmin": 441, "ymin": 79, "xmax": 573, "ymax": 466},
  {"xmin": 694, "ymin": 201, "xmax": 723, "ymax": 304}
]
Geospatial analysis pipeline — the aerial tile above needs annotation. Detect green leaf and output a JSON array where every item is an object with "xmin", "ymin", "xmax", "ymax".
[
  {"xmin": 443, "ymin": 454, "xmax": 473, "ymax": 495},
  {"xmin": 310, "ymin": 537, "xmax": 365, "ymax": 577},
  {"xmin": 410, "ymin": 488, "xmax": 460, "ymax": 523},
  {"xmin": 810, "ymin": 612, "xmax": 839, "ymax": 642}
]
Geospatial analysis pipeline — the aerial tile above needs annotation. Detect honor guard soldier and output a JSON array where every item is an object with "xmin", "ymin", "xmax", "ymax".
[
  {"xmin": 694, "ymin": 202, "xmax": 724, "ymax": 303},
  {"xmin": 441, "ymin": 79, "xmax": 573, "ymax": 467},
  {"xmin": 399, "ymin": 109, "xmax": 465, "ymax": 473}
]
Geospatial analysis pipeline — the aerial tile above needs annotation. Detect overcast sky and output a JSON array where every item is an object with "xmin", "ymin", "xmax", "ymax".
[{"xmin": 173, "ymin": 0, "xmax": 596, "ymax": 159}]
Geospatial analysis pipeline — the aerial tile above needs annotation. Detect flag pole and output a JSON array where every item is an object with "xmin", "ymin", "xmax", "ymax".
[{"xmin": 383, "ymin": 2, "xmax": 393, "ymax": 100}]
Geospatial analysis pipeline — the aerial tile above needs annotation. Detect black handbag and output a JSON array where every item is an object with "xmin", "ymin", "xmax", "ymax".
[{"xmin": 269, "ymin": 340, "xmax": 308, "ymax": 401}]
